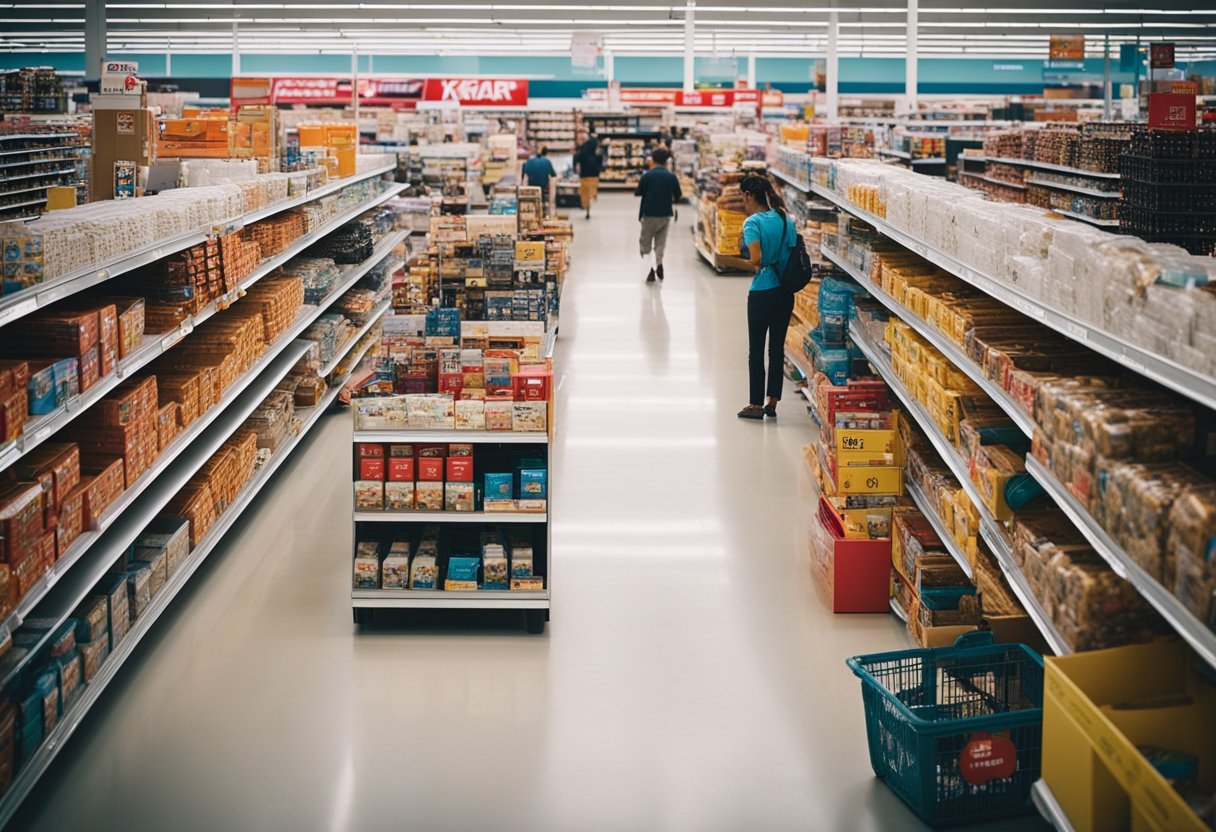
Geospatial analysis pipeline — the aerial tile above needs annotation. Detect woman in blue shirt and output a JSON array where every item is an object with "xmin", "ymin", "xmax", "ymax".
[{"xmin": 737, "ymin": 174, "xmax": 797, "ymax": 420}]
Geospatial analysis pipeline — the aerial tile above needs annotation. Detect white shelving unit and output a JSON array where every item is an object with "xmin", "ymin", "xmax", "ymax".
[
  {"xmin": 0, "ymin": 186, "xmax": 406, "ymax": 474},
  {"xmin": 809, "ymin": 182, "xmax": 1216, "ymax": 413},
  {"xmin": 988, "ymin": 156, "xmax": 1120, "ymax": 180},
  {"xmin": 849, "ymin": 325, "xmax": 1071, "ymax": 657},
  {"xmin": 351, "ymin": 429, "xmax": 552, "ymax": 631},
  {"xmin": 1025, "ymin": 177, "xmax": 1121, "ymax": 199},
  {"xmin": 0, "ymin": 373, "xmax": 345, "ymax": 830},
  {"xmin": 905, "ymin": 481, "xmax": 974, "ymax": 580},
  {"xmin": 318, "ymin": 298, "xmax": 392, "ymax": 378},
  {"xmin": 0, "ymin": 166, "xmax": 404, "ymax": 823},
  {"xmin": 771, "ymin": 167, "xmax": 813, "ymax": 193},
  {"xmin": 0, "ymin": 161, "xmax": 397, "ymax": 329}
]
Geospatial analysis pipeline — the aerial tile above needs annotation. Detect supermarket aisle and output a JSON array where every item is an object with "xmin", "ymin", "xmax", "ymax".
[{"xmin": 15, "ymin": 193, "xmax": 1043, "ymax": 832}]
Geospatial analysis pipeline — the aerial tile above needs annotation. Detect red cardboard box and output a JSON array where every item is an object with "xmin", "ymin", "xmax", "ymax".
[
  {"xmin": 417, "ymin": 458, "xmax": 445, "ymax": 482},
  {"xmin": 813, "ymin": 497, "xmax": 891, "ymax": 613},
  {"xmin": 445, "ymin": 457, "xmax": 474, "ymax": 483},
  {"xmin": 359, "ymin": 458, "xmax": 386, "ymax": 481},
  {"xmin": 438, "ymin": 373, "xmax": 464, "ymax": 398},
  {"xmin": 388, "ymin": 458, "xmax": 415, "ymax": 482},
  {"xmin": 56, "ymin": 484, "xmax": 84, "ymax": 556},
  {"xmin": 15, "ymin": 443, "xmax": 80, "ymax": 511},
  {"xmin": 78, "ymin": 344, "xmax": 101, "ymax": 393},
  {"xmin": 80, "ymin": 458, "xmax": 125, "ymax": 528},
  {"xmin": 0, "ymin": 482, "xmax": 44, "ymax": 564},
  {"xmin": 415, "ymin": 443, "xmax": 447, "ymax": 459},
  {"xmin": 357, "ymin": 443, "xmax": 384, "ymax": 458},
  {"xmin": 512, "ymin": 367, "xmax": 552, "ymax": 402}
]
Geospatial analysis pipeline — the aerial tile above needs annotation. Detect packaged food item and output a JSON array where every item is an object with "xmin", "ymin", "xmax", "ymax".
[
  {"xmin": 354, "ymin": 481, "xmax": 384, "ymax": 511},
  {"xmin": 415, "ymin": 480, "xmax": 443, "ymax": 511},
  {"xmin": 131, "ymin": 545, "xmax": 168, "ymax": 599},
  {"xmin": 381, "ymin": 542, "xmax": 410, "ymax": 589},
  {"xmin": 512, "ymin": 401, "xmax": 547, "ymax": 432},
  {"xmin": 96, "ymin": 572, "xmax": 129, "ymax": 650},
  {"xmin": 124, "ymin": 564, "xmax": 152, "ymax": 622},
  {"xmin": 455, "ymin": 399, "xmax": 486, "ymax": 431},
  {"xmin": 77, "ymin": 636, "xmax": 109, "ymax": 683},
  {"xmin": 484, "ymin": 399, "xmax": 514, "ymax": 431},
  {"xmin": 133, "ymin": 517, "xmax": 190, "ymax": 576},
  {"xmin": 409, "ymin": 553, "xmax": 437, "ymax": 589},
  {"xmin": 444, "ymin": 481, "xmax": 474, "ymax": 512},
  {"xmin": 510, "ymin": 576, "xmax": 544, "ymax": 591},
  {"xmin": 57, "ymin": 650, "xmax": 82, "ymax": 711},
  {"xmin": 385, "ymin": 481, "xmax": 415, "ymax": 511},
  {"xmin": 74, "ymin": 596, "xmax": 109, "ymax": 644},
  {"xmin": 353, "ymin": 541, "xmax": 380, "ymax": 589}
]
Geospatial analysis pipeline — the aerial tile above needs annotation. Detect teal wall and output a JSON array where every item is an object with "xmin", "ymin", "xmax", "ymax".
[{"xmin": 0, "ymin": 50, "xmax": 1165, "ymax": 95}]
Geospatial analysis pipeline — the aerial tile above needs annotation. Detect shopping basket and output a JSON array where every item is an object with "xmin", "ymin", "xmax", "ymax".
[{"xmin": 845, "ymin": 631, "xmax": 1044, "ymax": 826}]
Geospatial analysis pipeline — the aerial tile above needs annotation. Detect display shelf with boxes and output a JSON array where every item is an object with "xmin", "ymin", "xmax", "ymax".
[
  {"xmin": 597, "ymin": 131, "xmax": 661, "ymax": 188},
  {"xmin": 0, "ymin": 207, "xmax": 405, "ymax": 690},
  {"xmin": 806, "ymin": 167, "xmax": 1216, "ymax": 414},
  {"xmin": 0, "ymin": 158, "xmax": 397, "ymax": 330},
  {"xmin": 0, "ymin": 350, "xmax": 344, "ymax": 827},
  {"xmin": 0, "ymin": 184, "xmax": 405, "ymax": 475}
]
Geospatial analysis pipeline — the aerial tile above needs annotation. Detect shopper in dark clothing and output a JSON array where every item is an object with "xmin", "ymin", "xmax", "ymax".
[
  {"xmin": 736, "ymin": 174, "xmax": 797, "ymax": 420},
  {"xmin": 521, "ymin": 146, "xmax": 556, "ymax": 211},
  {"xmin": 573, "ymin": 133, "xmax": 602, "ymax": 219},
  {"xmin": 634, "ymin": 147, "xmax": 682, "ymax": 283}
]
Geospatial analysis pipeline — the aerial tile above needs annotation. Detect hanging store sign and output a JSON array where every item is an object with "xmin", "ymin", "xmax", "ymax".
[
  {"xmin": 100, "ymin": 60, "xmax": 141, "ymax": 95},
  {"xmin": 1148, "ymin": 93, "xmax": 1197, "ymax": 131},
  {"xmin": 571, "ymin": 33, "xmax": 602, "ymax": 69},
  {"xmin": 1048, "ymin": 34, "xmax": 1085, "ymax": 62},
  {"xmin": 421, "ymin": 78, "xmax": 529, "ymax": 107},
  {"xmin": 1150, "ymin": 43, "xmax": 1176, "ymax": 69}
]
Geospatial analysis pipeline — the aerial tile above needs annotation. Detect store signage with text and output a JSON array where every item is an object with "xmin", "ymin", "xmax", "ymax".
[
  {"xmin": 232, "ymin": 76, "xmax": 526, "ymax": 108},
  {"xmin": 100, "ymin": 60, "xmax": 140, "ymax": 95},
  {"xmin": 422, "ymin": 78, "xmax": 529, "ymax": 107},
  {"xmin": 1148, "ymin": 92, "xmax": 1197, "ymax": 131},
  {"xmin": 1049, "ymin": 34, "xmax": 1085, "ymax": 62},
  {"xmin": 1150, "ymin": 43, "xmax": 1176, "ymax": 69}
]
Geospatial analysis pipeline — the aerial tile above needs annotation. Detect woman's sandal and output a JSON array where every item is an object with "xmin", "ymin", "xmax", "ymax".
[{"xmin": 737, "ymin": 404, "xmax": 764, "ymax": 420}]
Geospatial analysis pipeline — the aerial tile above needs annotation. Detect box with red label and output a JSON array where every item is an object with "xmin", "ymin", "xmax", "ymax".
[
  {"xmin": 417, "ymin": 458, "xmax": 445, "ymax": 482},
  {"xmin": 415, "ymin": 443, "xmax": 448, "ymax": 459},
  {"xmin": 810, "ymin": 496, "xmax": 891, "ymax": 613},
  {"xmin": 60, "ymin": 301, "xmax": 118, "ymax": 377},
  {"xmin": 79, "ymin": 458, "xmax": 125, "ymax": 528},
  {"xmin": 1148, "ymin": 93, "xmax": 1197, "ymax": 131},
  {"xmin": 359, "ymin": 457, "xmax": 385, "ymax": 481},
  {"xmin": 103, "ymin": 297, "xmax": 145, "ymax": 358},
  {"xmin": 438, "ymin": 373, "xmax": 464, "ymax": 398},
  {"xmin": 14, "ymin": 443, "xmax": 80, "ymax": 511},
  {"xmin": 445, "ymin": 457, "xmax": 474, "ymax": 483},
  {"xmin": 157, "ymin": 402, "xmax": 180, "ymax": 451},
  {"xmin": 77, "ymin": 344, "xmax": 101, "ymax": 393},
  {"xmin": 512, "ymin": 367, "xmax": 552, "ymax": 402},
  {"xmin": 55, "ymin": 484, "xmax": 84, "ymax": 556},
  {"xmin": 0, "ymin": 482, "xmax": 44, "ymax": 564},
  {"xmin": 10, "ymin": 543, "xmax": 50, "ymax": 598},
  {"xmin": 98, "ymin": 376, "xmax": 158, "ymax": 427},
  {"xmin": 0, "ymin": 309, "xmax": 99, "ymax": 357},
  {"xmin": 388, "ymin": 457, "xmax": 415, "ymax": 482}
]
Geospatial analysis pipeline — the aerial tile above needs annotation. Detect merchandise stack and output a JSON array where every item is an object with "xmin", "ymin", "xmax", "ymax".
[{"xmin": 525, "ymin": 111, "xmax": 577, "ymax": 154}]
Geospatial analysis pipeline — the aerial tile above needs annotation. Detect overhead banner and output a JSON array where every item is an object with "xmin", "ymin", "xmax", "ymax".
[
  {"xmin": 1150, "ymin": 42, "xmax": 1176, "ymax": 69},
  {"xmin": 583, "ymin": 87, "xmax": 766, "ymax": 108},
  {"xmin": 230, "ymin": 76, "xmax": 526, "ymax": 108},
  {"xmin": 1049, "ymin": 34, "xmax": 1085, "ymax": 61},
  {"xmin": 571, "ymin": 32, "xmax": 602, "ymax": 69},
  {"xmin": 421, "ymin": 78, "xmax": 529, "ymax": 107}
]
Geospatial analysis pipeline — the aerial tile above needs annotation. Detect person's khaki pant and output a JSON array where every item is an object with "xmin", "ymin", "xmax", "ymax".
[
  {"xmin": 579, "ymin": 177, "xmax": 599, "ymax": 209},
  {"xmin": 639, "ymin": 216, "xmax": 672, "ymax": 266}
]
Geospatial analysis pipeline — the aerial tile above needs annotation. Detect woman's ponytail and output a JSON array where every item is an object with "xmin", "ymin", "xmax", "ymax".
[
  {"xmin": 765, "ymin": 179, "xmax": 787, "ymax": 220},
  {"xmin": 739, "ymin": 174, "xmax": 786, "ymax": 219}
]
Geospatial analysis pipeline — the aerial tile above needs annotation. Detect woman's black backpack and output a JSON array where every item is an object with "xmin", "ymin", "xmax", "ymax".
[{"xmin": 777, "ymin": 220, "xmax": 814, "ymax": 294}]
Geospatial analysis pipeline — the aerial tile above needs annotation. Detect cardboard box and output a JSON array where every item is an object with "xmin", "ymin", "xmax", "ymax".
[
  {"xmin": 812, "ymin": 497, "xmax": 891, "ymax": 613},
  {"xmin": 417, "ymin": 458, "xmax": 444, "ymax": 482},
  {"xmin": 445, "ymin": 457, "xmax": 474, "ymax": 483},
  {"xmin": 1043, "ymin": 641, "xmax": 1215, "ymax": 832},
  {"xmin": 92, "ymin": 108, "xmax": 154, "ymax": 201}
]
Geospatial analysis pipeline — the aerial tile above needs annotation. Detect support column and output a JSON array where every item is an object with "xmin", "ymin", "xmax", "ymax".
[
  {"xmin": 683, "ymin": 0, "xmax": 695, "ymax": 93},
  {"xmin": 165, "ymin": 49, "xmax": 171, "ymax": 78},
  {"xmin": 826, "ymin": 10, "xmax": 839, "ymax": 121},
  {"xmin": 906, "ymin": 0, "xmax": 918, "ymax": 113},
  {"xmin": 232, "ymin": 21, "xmax": 241, "ymax": 77},
  {"xmin": 1103, "ymin": 34, "xmax": 1112, "ymax": 119},
  {"xmin": 84, "ymin": 0, "xmax": 105, "ymax": 81},
  {"xmin": 352, "ymin": 48, "xmax": 360, "ymax": 121},
  {"xmin": 747, "ymin": 53, "xmax": 756, "ymax": 89}
]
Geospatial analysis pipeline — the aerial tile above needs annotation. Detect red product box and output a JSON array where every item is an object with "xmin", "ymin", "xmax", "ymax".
[
  {"xmin": 512, "ymin": 367, "xmax": 552, "ymax": 402},
  {"xmin": 445, "ymin": 457, "xmax": 474, "ymax": 483},
  {"xmin": 78, "ymin": 344, "xmax": 101, "ymax": 394},
  {"xmin": 56, "ymin": 484, "xmax": 84, "ymax": 557},
  {"xmin": 0, "ymin": 482, "xmax": 45, "ymax": 565},
  {"xmin": 813, "ymin": 497, "xmax": 891, "ymax": 613},
  {"xmin": 359, "ymin": 458, "xmax": 386, "ymax": 481},
  {"xmin": 417, "ymin": 458, "xmax": 445, "ymax": 482},
  {"xmin": 438, "ymin": 373, "xmax": 464, "ymax": 398},
  {"xmin": 10, "ymin": 546, "xmax": 49, "ymax": 598},
  {"xmin": 387, "ymin": 444, "xmax": 414, "ymax": 458},
  {"xmin": 0, "ymin": 390, "xmax": 25, "ymax": 443},
  {"xmin": 14, "ymin": 443, "xmax": 80, "ymax": 511},
  {"xmin": 80, "ymin": 458, "xmax": 125, "ymax": 528},
  {"xmin": 415, "ymin": 443, "xmax": 448, "ymax": 459},
  {"xmin": 357, "ymin": 443, "xmax": 384, "ymax": 458},
  {"xmin": 388, "ymin": 458, "xmax": 415, "ymax": 482}
]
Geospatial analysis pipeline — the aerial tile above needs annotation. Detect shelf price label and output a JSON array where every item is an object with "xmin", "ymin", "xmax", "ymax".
[{"xmin": 836, "ymin": 428, "xmax": 898, "ymax": 455}]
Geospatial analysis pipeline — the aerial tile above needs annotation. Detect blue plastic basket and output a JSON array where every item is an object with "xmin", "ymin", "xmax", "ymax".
[{"xmin": 846, "ymin": 631, "xmax": 1045, "ymax": 826}]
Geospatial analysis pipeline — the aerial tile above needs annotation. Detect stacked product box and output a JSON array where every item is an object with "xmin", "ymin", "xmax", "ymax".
[{"xmin": 353, "ymin": 524, "xmax": 542, "ymax": 592}]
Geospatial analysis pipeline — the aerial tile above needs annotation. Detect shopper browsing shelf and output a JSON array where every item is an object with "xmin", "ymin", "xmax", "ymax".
[
  {"xmin": 635, "ymin": 147, "xmax": 682, "ymax": 284},
  {"xmin": 522, "ymin": 146, "xmax": 557, "ymax": 214},
  {"xmin": 573, "ymin": 132, "xmax": 603, "ymax": 220},
  {"xmin": 736, "ymin": 174, "xmax": 797, "ymax": 421}
]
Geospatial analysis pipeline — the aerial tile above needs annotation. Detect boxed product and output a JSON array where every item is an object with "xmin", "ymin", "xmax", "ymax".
[
  {"xmin": 455, "ymin": 399, "xmax": 486, "ymax": 431},
  {"xmin": 385, "ymin": 481, "xmax": 415, "ymax": 511},
  {"xmin": 516, "ymin": 461, "xmax": 547, "ymax": 511},
  {"xmin": 381, "ymin": 542, "xmax": 410, "ymax": 589},
  {"xmin": 57, "ymin": 650, "xmax": 82, "ymax": 711},
  {"xmin": 417, "ymin": 457, "xmax": 444, "ymax": 482},
  {"xmin": 97, "ymin": 572, "xmax": 129, "ymax": 650},
  {"xmin": 415, "ymin": 481, "xmax": 443, "ymax": 511},
  {"xmin": 444, "ymin": 482, "xmax": 474, "ymax": 512},
  {"xmin": 511, "ymin": 576, "xmax": 544, "ymax": 591},
  {"xmin": 74, "ymin": 596, "xmax": 109, "ymax": 644},
  {"xmin": 445, "ymin": 456, "xmax": 474, "ymax": 483},
  {"xmin": 353, "ymin": 541, "xmax": 380, "ymax": 589},
  {"xmin": 77, "ymin": 636, "xmax": 109, "ymax": 683},
  {"xmin": 485, "ymin": 399, "xmax": 514, "ymax": 431},
  {"xmin": 512, "ymin": 401, "xmax": 547, "ymax": 432},
  {"xmin": 354, "ymin": 481, "xmax": 384, "ymax": 511},
  {"xmin": 80, "ymin": 457, "xmax": 125, "ymax": 528},
  {"xmin": 133, "ymin": 516, "xmax": 190, "ymax": 576},
  {"xmin": 509, "ymin": 528, "xmax": 534, "ymax": 578},
  {"xmin": 409, "ymin": 553, "xmax": 437, "ymax": 589},
  {"xmin": 131, "ymin": 543, "xmax": 168, "ymax": 599},
  {"xmin": 484, "ymin": 473, "xmax": 514, "ymax": 509},
  {"xmin": 124, "ymin": 563, "xmax": 152, "ymax": 622}
]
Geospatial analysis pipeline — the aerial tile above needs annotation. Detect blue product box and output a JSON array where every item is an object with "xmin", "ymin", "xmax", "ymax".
[
  {"xmin": 53, "ymin": 357, "xmax": 79, "ymax": 401},
  {"xmin": 446, "ymin": 556, "xmax": 481, "ymax": 583},
  {"xmin": 27, "ymin": 363, "xmax": 57, "ymax": 415},
  {"xmin": 516, "ymin": 466, "xmax": 547, "ymax": 501},
  {"xmin": 484, "ymin": 473, "xmax": 513, "ymax": 502}
]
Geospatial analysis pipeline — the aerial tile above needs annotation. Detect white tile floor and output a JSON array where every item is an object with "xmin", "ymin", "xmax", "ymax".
[{"xmin": 13, "ymin": 193, "xmax": 1047, "ymax": 831}]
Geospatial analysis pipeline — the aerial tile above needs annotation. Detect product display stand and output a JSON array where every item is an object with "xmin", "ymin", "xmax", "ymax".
[
  {"xmin": 692, "ymin": 229, "xmax": 749, "ymax": 275},
  {"xmin": 350, "ymin": 427, "xmax": 552, "ymax": 633},
  {"xmin": 0, "ymin": 168, "xmax": 404, "ymax": 823},
  {"xmin": 0, "ymin": 133, "xmax": 87, "ymax": 222}
]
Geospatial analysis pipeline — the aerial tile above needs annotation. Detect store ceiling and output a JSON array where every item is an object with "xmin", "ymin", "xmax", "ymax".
[{"xmin": 1, "ymin": 0, "xmax": 1215, "ymax": 59}]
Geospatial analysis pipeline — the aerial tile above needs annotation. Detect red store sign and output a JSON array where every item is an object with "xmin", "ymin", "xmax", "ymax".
[
  {"xmin": 231, "ymin": 76, "xmax": 527, "ymax": 108},
  {"xmin": 422, "ymin": 77, "xmax": 529, "ymax": 107}
]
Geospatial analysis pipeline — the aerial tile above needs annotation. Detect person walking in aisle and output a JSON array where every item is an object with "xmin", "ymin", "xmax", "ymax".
[
  {"xmin": 735, "ymin": 174, "xmax": 797, "ymax": 420},
  {"xmin": 521, "ymin": 145, "xmax": 556, "ymax": 215},
  {"xmin": 573, "ymin": 132, "xmax": 603, "ymax": 220},
  {"xmin": 635, "ymin": 147, "xmax": 682, "ymax": 283}
]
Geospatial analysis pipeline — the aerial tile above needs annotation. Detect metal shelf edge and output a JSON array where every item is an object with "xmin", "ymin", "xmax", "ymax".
[
  {"xmin": 1025, "ymin": 456, "xmax": 1216, "ymax": 668},
  {"xmin": 905, "ymin": 482, "xmax": 974, "ymax": 580},
  {"xmin": 353, "ymin": 430, "xmax": 549, "ymax": 444},
  {"xmin": 1031, "ymin": 780, "xmax": 1077, "ymax": 832},
  {"xmin": 0, "ymin": 376, "xmax": 339, "ymax": 830}
]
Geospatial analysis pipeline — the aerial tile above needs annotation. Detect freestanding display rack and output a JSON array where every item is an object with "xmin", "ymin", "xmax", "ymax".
[{"xmin": 350, "ymin": 422, "xmax": 552, "ymax": 633}]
